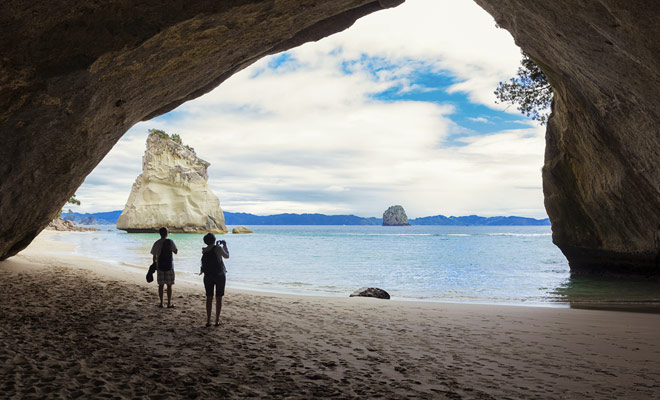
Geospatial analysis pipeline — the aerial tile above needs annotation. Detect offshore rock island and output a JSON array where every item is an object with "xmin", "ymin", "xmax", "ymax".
[
  {"xmin": 382, "ymin": 205, "xmax": 410, "ymax": 226},
  {"xmin": 116, "ymin": 130, "xmax": 228, "ymax": 234}
]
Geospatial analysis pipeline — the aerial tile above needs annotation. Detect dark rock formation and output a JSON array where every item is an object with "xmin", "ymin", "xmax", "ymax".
[
  {"xmin": 383, "ymin": 205, "xmax": 410, "ymax": 226},
  {"xmin": 46, "ymin": 218, "xmax": 98, "ymax": 232},
  {"xmin": 473, "ymin": 0, "xmax": 660, "ymax": 276},
  {"xmin": 0, "ymin": 0, "xmax": 403, "ymax": 260},
  {"xmin": 1, "ymin": 1, "xmax": 659, "ymax": 277},
  {"xmin": 350, "ymin": 287, "xmax": 390, "ymax": 300}
]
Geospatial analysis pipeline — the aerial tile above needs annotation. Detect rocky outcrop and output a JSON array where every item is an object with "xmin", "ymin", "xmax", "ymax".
[
  {"xmin": 350, "ymin": 287, "xmax": 390, "ymax": 300},
  {"xmin": 0, "ymin": 0, "xmax": 403, "ymax": 260},
  {"xmin": 46, "ymin": 218, "xmax": 98, "ymax": 232},
  {"xmin": 473, "ymin": 0, "xmax": 660, "ymax": 276},
  {"xmin": 116, "ymin": 131, "xmax": 227, "ymax": 233},
  {"xmin": 1, "ymin": 1, "xmax": 659, "ymax": 277},
  {"xmin": 232, "ymin": 226, "xmax": 253, "ymax": 234},
  {"xmin": 383, "ymin": 205, "xmax": 410, "ymax": 226}
]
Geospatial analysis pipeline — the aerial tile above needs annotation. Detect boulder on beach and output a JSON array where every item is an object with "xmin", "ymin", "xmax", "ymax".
[
  {"xmin": 349, "ymin": 287, "xmax": 390, "ymax": 300},
  {"xmin": 232, "ymin": 226, "xmax": 253, "ymax": 234},
  {"xmin": 382, "ymin": 205, "xmax": 410, "ymax": 226},
  {"xmin": 116, "ymin": 130, "xmax": 228, "ymax": 234}
]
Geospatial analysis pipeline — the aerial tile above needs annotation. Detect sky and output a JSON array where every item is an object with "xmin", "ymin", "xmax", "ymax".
[{"xmin": 73, "ymin": 0, "xmax": 548, "ymax": 219}]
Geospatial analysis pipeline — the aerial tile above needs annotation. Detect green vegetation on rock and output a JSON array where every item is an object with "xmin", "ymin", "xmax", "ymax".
[
  {"xmin": 148, "ymin": 129, "xmax": 195, "ymax": 153},
  {"xmin": 58, "ymin": 194, "xmax": 81, "ymax": 218},
  {"xmin": 495, "ymin": 52, "xmax": 553, "ymax": 125}
]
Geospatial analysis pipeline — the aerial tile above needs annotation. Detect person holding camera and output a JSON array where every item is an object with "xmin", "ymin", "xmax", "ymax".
[{"xmin": 200, "ymin": 233, "xmax": 229, "ymax": 327}]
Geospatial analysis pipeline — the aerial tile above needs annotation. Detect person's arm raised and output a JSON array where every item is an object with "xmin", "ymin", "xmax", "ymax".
[{"xmin": 215, "ymin": 242, "xmax": 229, "ymax": 259}]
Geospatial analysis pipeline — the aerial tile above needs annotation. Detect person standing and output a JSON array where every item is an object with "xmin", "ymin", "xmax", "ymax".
[
  {"xmin": 200, "ymin": 233, "xmax": 229, "ymax": 327},
  {"xmin": 151, "ymin": 227, "xmax": 178, "ymax": 308}
]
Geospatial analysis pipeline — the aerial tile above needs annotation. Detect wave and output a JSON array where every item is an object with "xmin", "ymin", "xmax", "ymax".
[
  {"xmin": 347, "ymin": 233, "xmax": 433, "ymax": 237},
  {"xmin": 488, "ymin": 233, "xmax": 552, "ymax": 237}
]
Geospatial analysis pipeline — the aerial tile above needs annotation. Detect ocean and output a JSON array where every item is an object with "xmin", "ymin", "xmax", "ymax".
[{"xmin": 50, "ymin": 225, "xmax": 660, "ymax": 307}]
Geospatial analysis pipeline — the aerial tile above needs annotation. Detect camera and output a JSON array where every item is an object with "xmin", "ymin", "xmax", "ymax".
[{"xmin": 217, "ymin": 240, "xmax": 226, "ymax": 245}]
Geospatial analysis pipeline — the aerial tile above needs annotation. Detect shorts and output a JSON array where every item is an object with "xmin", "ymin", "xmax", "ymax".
[
  {"xmin": 204, "ymin": 274, "xmax": 226, "ymax": 297},
  {"xmin": 157, "ymin": 269, "xmax": 175, "ymax": 285}
]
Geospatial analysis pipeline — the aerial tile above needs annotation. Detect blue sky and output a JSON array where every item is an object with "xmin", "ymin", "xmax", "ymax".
[{"xmin": 74, "ymin": 0, "xmax": 547, "ymax": 219}]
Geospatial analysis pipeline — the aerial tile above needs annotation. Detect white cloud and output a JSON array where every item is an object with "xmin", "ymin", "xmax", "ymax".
[
  {"xmin": 291, "ymin": 0, "xmax": 522, "ymax": 107},
  {"xmin": 76, "ymin": 0, "xmax": 546, "ymax": 219}
]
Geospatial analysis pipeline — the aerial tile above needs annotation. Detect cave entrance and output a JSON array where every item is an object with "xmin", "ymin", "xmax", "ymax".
[{"xmin": 67, "ymin": 0, "xmax": 569, "ymax": 304}]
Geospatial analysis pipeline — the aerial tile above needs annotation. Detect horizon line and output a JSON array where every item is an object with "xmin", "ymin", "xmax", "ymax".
[{"xmin": 62, "ymin": 209, "xmax": 550, "ymax": 220}]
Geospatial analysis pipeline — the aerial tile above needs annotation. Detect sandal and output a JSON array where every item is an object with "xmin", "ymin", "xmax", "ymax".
[
  {"xmin": 158, "ymin": 304, "xmax": 163, "ymax": 308},
  {"xmin": 214, "ymin": 322, "xmax": 220, "ymax": 327},
  {"xmin": 167, "ymin": 304, "xmax": 175, "ymax": 309},
  {"xmin": 206, "ymin": 323, "xmax": 211, "ymax": 327}
]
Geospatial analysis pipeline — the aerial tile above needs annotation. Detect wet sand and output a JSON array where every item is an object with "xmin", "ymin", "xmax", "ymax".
[{"xmin": 1, "ymin": 232, "xmax": 660, "ymax": 399}]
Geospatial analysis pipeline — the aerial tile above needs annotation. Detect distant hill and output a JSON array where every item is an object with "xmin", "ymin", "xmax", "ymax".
[
  {"xmin": 411, "ymin": 214, "xmax": 550, "ymax": 226},
  {"xmin": 61, "ymin": 210, "xmax": 550, "ymax": 226},
  {"xmin": 62, "ymin": 210, "xmax": 123, "ymax": 225}
]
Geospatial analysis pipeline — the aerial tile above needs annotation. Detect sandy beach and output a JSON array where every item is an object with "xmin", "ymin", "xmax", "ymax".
[{"xmin": 1, "ymin": 232, "xmax": 660, "ymax": 399}]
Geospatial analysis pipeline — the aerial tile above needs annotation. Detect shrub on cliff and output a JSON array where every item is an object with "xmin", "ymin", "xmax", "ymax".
[
  {"xmin": 148, "ymin": 129, "xmax": 195, "ymax": 153},
  {"xmin": 495, "ymin": 52, "xmax": 553, "ymax": 124}
]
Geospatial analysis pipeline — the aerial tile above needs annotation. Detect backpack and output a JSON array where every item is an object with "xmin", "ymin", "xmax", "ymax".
[
  {"xmin": 201, "ymin": 246, "xmax": 224, "ymax": 276},
  {"xmin": 157, "ymin": 239, "xmax": 173, "ymax": 271}
]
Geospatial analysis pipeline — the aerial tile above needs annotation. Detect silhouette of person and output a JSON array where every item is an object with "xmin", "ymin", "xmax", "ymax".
[
  {"xmin": 151, "ymin": 227, "xmax": 178, "ymax": 308},
  {"xmin": 200, "ymin": 233, "xmax": 229, "ymax": 327}
]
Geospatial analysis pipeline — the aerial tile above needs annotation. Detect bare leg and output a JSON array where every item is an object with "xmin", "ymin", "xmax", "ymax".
[
  {"xmin": 215, "ymin": 296, "xmax": 223, "ymax": 325},
  {"xmin": 158, "ymin": 284, "xmax": 164, "ymax": 307},
  {"xmin": 206, "ymin": 296, "xmax": 213, "ymax": 325},
  {"xmin": 166, "ymin": 284, "xmax": 173, "ymax": 307}
]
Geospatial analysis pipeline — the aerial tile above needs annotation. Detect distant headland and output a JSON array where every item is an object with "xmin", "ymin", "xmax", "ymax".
[{"xmin": 62, "ymin": 210, "xmax": 550, "ymax": 227}]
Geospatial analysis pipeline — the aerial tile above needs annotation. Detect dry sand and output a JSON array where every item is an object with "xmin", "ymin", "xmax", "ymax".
[{"xmin": 1, "ymin": 232, "xmax": 660, "ymax": 399}]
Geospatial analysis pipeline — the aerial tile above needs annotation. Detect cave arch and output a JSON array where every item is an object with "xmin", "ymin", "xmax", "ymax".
[{"xmin": 1, "ymin": 0, "xmax": 659, "ymax": 276}]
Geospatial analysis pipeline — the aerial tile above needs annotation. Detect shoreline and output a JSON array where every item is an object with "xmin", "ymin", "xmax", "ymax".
[
  {"xmin": 33, "ymin": 230, "xmax": 571, "ymax": 308},
  {"xmin": 2, "ymin": 231, "xmax": 660, "ymax": 398},
  {"xmin": 41, "ymin": 230, "xmax": 660, "ymax": 312}
]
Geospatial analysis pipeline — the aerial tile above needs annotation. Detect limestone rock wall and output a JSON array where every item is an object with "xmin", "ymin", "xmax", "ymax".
[
  {"xmin": 116, "ymin": 132, "xmax": 227, "ymax": 233},
  {"xmin": 0, "ymin": 0, "xmax": 402, "ymax": 259},
  {"xmin": 474, "ymin": 0, "xmax": 660, "ymax": 275}
]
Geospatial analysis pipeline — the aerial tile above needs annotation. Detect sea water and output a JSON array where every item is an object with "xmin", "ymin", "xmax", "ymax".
[{"xmin": 51, "ymin": 225, "xmax": 660, "ymax": 307}]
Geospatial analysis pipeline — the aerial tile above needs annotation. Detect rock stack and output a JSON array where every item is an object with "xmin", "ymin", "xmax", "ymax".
[
  {"xmin": 382, "ymin": 205, "xmax": 410, "ymax": 226},
  {"xmin": 117, "ymin": 131, "xmax": 228, "ymax": 233}
]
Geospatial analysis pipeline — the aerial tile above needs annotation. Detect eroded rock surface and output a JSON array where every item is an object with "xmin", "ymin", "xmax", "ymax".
[
  {"xmin": 117, "ymin": 131, "xmax": 227, "ymax": 233},
  {"xmin": 383, "ymin": 205, "xmax": 410, "ymax": 226},
  {"xmin": 0, "ymin": 0, "xmax": 403, "ymax": 259},
  {"xmin": 474, "ymin": 0, "xmax": 660, "ymax": 275}
]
